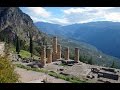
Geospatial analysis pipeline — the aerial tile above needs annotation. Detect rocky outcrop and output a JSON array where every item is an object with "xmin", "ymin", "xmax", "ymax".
[{"xmin": 0, "ymin": 7, "xmax": 45, "ymax": 43}]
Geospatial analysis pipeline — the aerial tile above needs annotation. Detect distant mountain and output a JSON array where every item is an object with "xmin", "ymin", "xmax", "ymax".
[
  {"xmin": 35, "ymin": 21, "xmax": 120, "ymax": 59},
  {"xmin": 35, "ymin": 22, "xmax": 63, "ymax": 36},
  {"xmin": 1, "ymin": 7, "xmax": 120, "ymax": 69}
]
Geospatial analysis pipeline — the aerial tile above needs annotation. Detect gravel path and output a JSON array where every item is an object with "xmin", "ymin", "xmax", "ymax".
[{"xmin": 15, "ymin": 67, "xmax": 70, "ymax": 83}]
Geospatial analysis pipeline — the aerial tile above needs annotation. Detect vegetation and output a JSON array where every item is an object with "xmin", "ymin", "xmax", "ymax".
[
  {"xmin": 0, "ymin": 44, "xmax": 19, "ymax": 83},
  {"xmin": 19, "ymin": 50, "xmax": 39, "ymax": 60},
  {"xmin": 15, "ymin": 34, "xmax": 20, "ymax": 54},
  {"xmin": 16, "ymin": 64, "xmax": 86, "ymax": 83},
  {"xmin": 111, "ymin": 61, "xmax": 116, "ymax": 68},
  {"xmin": 29, "ymin": 33, "xmax": 33, "ymax": 58},
  {"xmin": 88, "ymin": 57, "xmax": 93, "ymax": 65}
]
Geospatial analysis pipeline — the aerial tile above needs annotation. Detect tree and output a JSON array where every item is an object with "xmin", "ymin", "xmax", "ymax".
[
  {"xmin": 30, "ymin": 33, "xmax": 33, "ymax": 58},
  {"xmin": 0, "ymin": 44, "xmax": 19, "ymax": 83},
  {"xmin": 88, "ymin": 57, "xmax": 93, "ymax": 65},
  {"xmin": 111, "ymin": 61, "xmax": 115, "ymax": 68},
  {"xmin": 42, "ymin": 37, "xmax": 47, "ymax": 45},
  {"xmin": 16, "ymin": 34, "xmax": 20, "ymax": 54}
]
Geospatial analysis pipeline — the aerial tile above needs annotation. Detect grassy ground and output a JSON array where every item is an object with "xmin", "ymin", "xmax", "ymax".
[
  {"xmin": 9, "ymin": 45, "xmax": 39, "ymax": 60},
  {"xmin": 20, "ymin": 50, "xmax": 40, "ymax": 60}
]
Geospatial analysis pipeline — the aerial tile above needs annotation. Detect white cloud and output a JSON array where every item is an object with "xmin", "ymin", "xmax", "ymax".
[
  {"xmin": 63, "ymin": 8, "xmax": 86, "ymax": 14},
  {"xmin": 62, "ymin": 7, "xmax": 120, "ymax": 24},
  {"xmin": 104, "ymin": 12, "xmax": 120, "ymax": 22},
  {"xmin": 27, "ymin": 7, "xmax": 51, "ymax": 18},
  {"xmin": 30, "ymin": 16, "xmax": 41, "ymax": 22},
  {"xmin": 63, "ymin": 7, "xmax": 114, "ymax": 15},
  {"xmin": 21, "ymin": 7, "xmax": 120, "ymax": 25},
  {"xmin": 49, "ymin": 18, "xmax": 69, "ymax": 25}
]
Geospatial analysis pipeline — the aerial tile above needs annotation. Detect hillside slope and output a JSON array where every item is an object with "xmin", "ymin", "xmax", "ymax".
[
  {"xmin": 0, "ymin": 7, "xmax": 50, "ymax": 56},
  {"xmin": 35, "ymin": 21, "xmax": 120, "ymax": 59}
]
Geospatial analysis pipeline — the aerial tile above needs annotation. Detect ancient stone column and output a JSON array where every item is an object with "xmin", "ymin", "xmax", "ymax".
[
  {"xmin": 74, "ymin": 47, "xmax": 79, "ymax": 63},
  {"xmin": 41, "ymin": 45, "xmax": 46, "ymax": 66},
  {"xmin": 65, "ymin": 47, "xmax": 69, "ymax": 60},
  {"xmin": 53, "ymin": 36, "xmax": 57, "ymax": 53},
  {"xmin": 57, "ymin": 44, "xmax": 61, "ymax": 59},
  {"xmin": 47, "ymin": 48, "xmax": 52, "ymax": 63},
  {"xmin": 52, "ymin": 36, "xmax": 57, "ymax": 61}
]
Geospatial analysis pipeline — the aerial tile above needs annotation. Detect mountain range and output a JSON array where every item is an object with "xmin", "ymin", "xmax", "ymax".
[
  {"xmin": 0, "ymin": 7, "xmax": 120, "ymax": 68},
  {"xmin": 35, "ymin": 21, "xmax": 120, "ymax": 59}
]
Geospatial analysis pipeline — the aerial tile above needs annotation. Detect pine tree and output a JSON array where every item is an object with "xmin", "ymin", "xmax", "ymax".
[
  {"xmin": 30, "ymin": 33, "xmax": 33, "ymax": 58},
  {"xmin": 88, "ymin": 57, "xmax": 93, "ymax": 65},
  {"xmin": 16, "ymin": 34, "xmax": 20, "ymax": 54},
  {"xmin": 111, "ymin": 61, "xmax": 115, "ymax": 68}
]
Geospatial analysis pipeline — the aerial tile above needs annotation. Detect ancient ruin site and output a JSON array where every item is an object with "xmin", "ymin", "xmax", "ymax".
[
  {"xmin": 1, "ymin": 7, "xmax": 120, "ymax": 83},
  {"xmin": 1, "ymin": 36, "xmax": 119, "ymax": 83}
]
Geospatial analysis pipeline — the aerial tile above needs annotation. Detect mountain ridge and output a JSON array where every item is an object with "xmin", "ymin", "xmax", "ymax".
[{"xmin": 35, "ymin": 21, "xmax": 120, "ymax": 59}]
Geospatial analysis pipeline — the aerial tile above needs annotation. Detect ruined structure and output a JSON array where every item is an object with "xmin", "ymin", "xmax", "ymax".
[
  {"xmin": 57, "ymin": 44, "xmax": 61, "ymax": 59},
  {"xmin": 47, "ymin": 48, "xmax": 52, "ymax": 63},
  {"xmin": 40, "ymin": 45, "xmax": 46, "ymax": 66},
  {"xmin": 65, "ymin": 47, "xmax": 69, "ymax": 60},
  {"xmin": 74, "ymin": 47, "xmax": 79, "ymax": 63},
  {"xmin": 40, "ymin": 36, "xmax": 81, "ymax": 66},
  {"xmin": 52, "ymin": 37, "xmax": 57, "ymax": 61}
]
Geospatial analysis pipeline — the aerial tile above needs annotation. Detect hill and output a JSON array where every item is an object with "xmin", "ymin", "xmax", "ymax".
[
  {"xmin": 35, "ymin": 21, "xmax": 120, "ymax": 59},
  {"xmin": 0, "ymin": 7, "xmax": 50, "ymax": 56}
]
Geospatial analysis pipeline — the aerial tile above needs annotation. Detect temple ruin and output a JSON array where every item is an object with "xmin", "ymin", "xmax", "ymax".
[
  {"xmin": 40, "ymin": 45, "xmax": 46, "ymax": 66},
  {"xmin": 65, "ymin": 47, "xmax": 69, "ymax": 60},
  {"xmin": 74, "ymin": 47, "xmax": 79, "ymax": 63},
  {"xmin": 57, "ymin": 44, "xmax": 61, "ymax": 59},
  {"xmin": 47, "ymin": 48, "xmax": 52, "ymax": 63},
  {"xmin": 52, "ymin": 36, "xmax": 57, "ymax": 61},
  {"xmin": 40, "ymin": 36, "xmax": 80, "ymax": 66}
]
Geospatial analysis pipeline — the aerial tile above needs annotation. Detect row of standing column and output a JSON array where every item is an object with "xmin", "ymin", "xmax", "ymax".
[
  {"xmin": 64, "ymin": 47, "xmax": 79, "ymax": 62},
  {"xmin": 40, "ymin": 37, "xmax": 80, "ymax": 66},
  {"xmin": 52, "ymin": 37, "xmax": 61, "ymax": 61}
]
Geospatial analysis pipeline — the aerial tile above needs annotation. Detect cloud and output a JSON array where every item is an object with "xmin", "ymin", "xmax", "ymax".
[
  {"xmin": 104, "ymin": 12, "xmax": 120, "ymax": 22},
  {"xmin": 62, "ymin": 7, "xmax": 120, "ymax": 24},
  {"xmin": 27, "ymin": 7, "xmax": 51, "ymax": 18},
  {"xmin": 63, "ymin": 7, "xmax": 114, "ymax": 15},
  {"xmin": 49, "ymin": 18, "xmax": 69, "ymax": 25},
  {"xmin": 21, "ymin": 7, "xmax": 120, "ymax": 25},
  {"xmin": 30, "ymin": 16, "xmax": 41, "ymax": 22}
]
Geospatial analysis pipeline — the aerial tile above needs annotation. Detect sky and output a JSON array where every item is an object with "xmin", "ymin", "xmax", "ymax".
[{"xmin": 20, "ymin": 7, "xmax": 120, "ymax": 25}]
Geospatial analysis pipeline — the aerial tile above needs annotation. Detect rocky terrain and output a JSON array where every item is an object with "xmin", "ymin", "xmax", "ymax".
[
  {"xmin": 15, "ymin": 67, "xmax": 70, "ymax": 83},
  {"xmin": 12, "ymin": 57, "xmax": 120, "ymax": 83}
]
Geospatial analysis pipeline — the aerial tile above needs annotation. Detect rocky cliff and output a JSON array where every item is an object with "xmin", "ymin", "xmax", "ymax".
[{"xmin": 0, "ymin": 7, "xmax": 46, "ymax": 43}]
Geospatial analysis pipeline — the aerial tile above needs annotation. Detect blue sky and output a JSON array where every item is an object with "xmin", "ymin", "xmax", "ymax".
[{"xmin": 20, "ymin": 7, "xmax": 120, "ymax": 25}]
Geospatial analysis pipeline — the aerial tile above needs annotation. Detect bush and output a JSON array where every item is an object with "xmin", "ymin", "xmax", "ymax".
[{"xmin": 0, "ymin": 56, "xmax": 19, "ymax": 83}]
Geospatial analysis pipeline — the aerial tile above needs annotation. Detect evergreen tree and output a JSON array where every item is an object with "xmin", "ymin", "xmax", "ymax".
[
  {"xmin": 88, "ymin": 57, "xmax": 93, "ymax": 65},
  {"xmin": 30, "ymin": 33, "xmax": 33, "ymax": 58},
  {"xmin": 16, "ymin": 34, "xmax": 20, "ymax": 54},
  {"xmin": 111, "ymin": 61, "xmax": 115, "ymax": 68}
]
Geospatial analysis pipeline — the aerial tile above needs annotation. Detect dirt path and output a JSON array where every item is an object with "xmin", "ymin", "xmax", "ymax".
[{"xmin": 15, "ymin": 67, "xmax": 70, "ymax": 83}]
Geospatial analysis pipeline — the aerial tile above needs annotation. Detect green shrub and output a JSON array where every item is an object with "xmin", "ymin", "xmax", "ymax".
[{"xmin": 0, "ymin": 56, "xmax": 19, "ymax": 83}]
